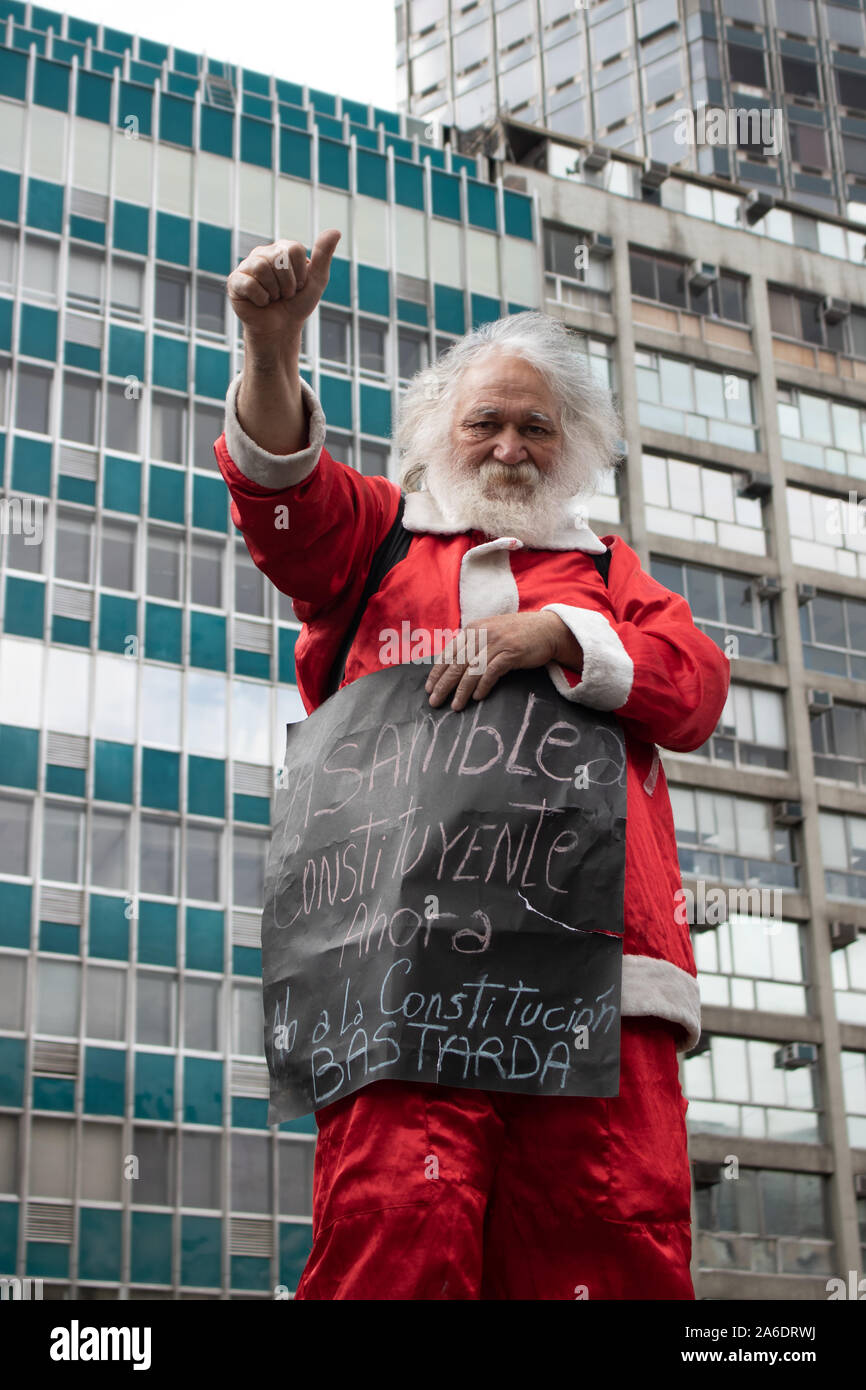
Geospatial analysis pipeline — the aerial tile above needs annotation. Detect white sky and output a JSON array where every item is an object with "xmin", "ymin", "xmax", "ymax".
[{"xmin": 58, "ymin": 0, "xmax": 401, "ymax": 110}]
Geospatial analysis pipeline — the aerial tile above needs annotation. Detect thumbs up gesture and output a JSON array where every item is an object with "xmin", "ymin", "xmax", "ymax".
[{"xmin": 226, "ymin": 229, "xmax": 342, "ymax": 347}]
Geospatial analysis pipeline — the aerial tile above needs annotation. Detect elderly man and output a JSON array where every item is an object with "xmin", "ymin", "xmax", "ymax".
[{"xmin": 216, "ymin": 230, "xmax": 730, "ymax": 1301}]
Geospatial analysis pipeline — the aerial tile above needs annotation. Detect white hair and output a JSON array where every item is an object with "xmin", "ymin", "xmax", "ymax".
[{"xmin": 395, "ymin": 310, "xmax": 622, "ymax": 500}]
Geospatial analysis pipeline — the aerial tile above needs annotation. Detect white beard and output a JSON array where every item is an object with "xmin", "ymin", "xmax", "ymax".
[{"xmin": 424, "ymin": 450, "xmax": 583, "ymax": 548}]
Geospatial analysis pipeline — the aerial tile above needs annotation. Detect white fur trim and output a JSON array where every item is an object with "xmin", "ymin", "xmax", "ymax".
[
  {"xmin": 402, "ymin": 488, "xmax": 607, "ymax": 553},
  {"xmin": 459, "ymin": 538, "xmax": 522, "ymax": 625},
  {"xmin": 542, "ymin": 603, "xmax": 634, "ymax": 710},
  {"xmin": 622, "ymin": 955, "xmax": 701, "ymax": 1053},
  {"xmin": 224, "ymin": 371, "xmax": 326, "ymax": 489}
]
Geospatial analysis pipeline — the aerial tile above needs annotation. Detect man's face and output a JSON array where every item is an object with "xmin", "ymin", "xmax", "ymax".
[{"xmin": 450, "ymin": 354, "xmax": 563, "ymax": 499}]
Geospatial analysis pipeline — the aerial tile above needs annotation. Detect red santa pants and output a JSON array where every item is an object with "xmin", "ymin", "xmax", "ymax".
[{"xmin": 294, "ymin": 1016, "xmax": 693, "ymax": 1300}]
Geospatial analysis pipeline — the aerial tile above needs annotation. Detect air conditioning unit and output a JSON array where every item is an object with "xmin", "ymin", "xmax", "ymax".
[
  {"xmin": 749, "ymin": 575, "xmax": 781, "ymax": 600},
  {"xmin": 773, "ymin": 800, "xmax": 803, "ymax": 825},
  {"xmin": 588, "ymin": 230, "xmax": 615, "ymax": 256},
  {"xmin": 737, "ymin": 471, "xmax": 772, "ymax": 500},
  {"xmin": 692, "ymin": 1160, "xmax": 722, "ymax": 1189},
  {"xmin": 640, "ymin": 158, "xmax": 669, "ymax": 189},
  {"xmin": 855, "ymin": 1173, "xmax": 866, "ymax": 1198},
  {"xmin": 829, "ymin": 920, "xmax": 859, "ymax": 950},
  {"xmin": 797, "ymin": 582, "xmax": 817, "ymax": 605},
  {"xmin": 581, "ymin": 144, "xmax": 610, "ymax": 172},
  {"xmin": 820, "ymin": 296, "xmax": 850, "ymax": 323},
  {"xmin": 689, "ymin": 260, "xmax": 719, "ymax": 290},
  {"xmin": 774, "ymin": 1042, "xmax": 818, "ymax": 1070},
  {"xmin": 742, "ymin": 189, "xmax": 775, "ymax": 225},
  {"xmin": 807, "ymin": 689, "xmax": 833, "ymax": 715}
]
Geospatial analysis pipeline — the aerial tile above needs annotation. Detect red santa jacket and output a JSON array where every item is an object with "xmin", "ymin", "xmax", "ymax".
[{"xmin": 215, "ymin": 373, "xmax": 731, "ymax": 1052}]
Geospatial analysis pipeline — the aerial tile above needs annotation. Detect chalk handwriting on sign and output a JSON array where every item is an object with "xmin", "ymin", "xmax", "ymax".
[{"xmin": 261, "ymin": 663, "xmax": 627, "ymax": 1121}]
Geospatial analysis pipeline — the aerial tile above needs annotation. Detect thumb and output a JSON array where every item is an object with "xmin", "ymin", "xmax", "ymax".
[{"xmin": 306, "ymin": 227, "xmax": 342, "ymax": 288}]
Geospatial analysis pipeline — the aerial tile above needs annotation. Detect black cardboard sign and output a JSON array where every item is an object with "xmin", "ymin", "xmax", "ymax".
[{"xmin": 262, "ymin": 662, "xmax": 627, "ymax": 1122}]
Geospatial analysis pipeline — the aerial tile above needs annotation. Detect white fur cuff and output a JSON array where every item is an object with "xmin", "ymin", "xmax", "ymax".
[
  {"xmin": 542, "ymin": 603, "xmax": 634, "ymax": 710},
  {"xmin": 622, "ymin": 954, "xmax": 702, "ymax": 1054},
  {"xmin": 223, "ymin": 370, "xmax": 327, "ymax": 489}
]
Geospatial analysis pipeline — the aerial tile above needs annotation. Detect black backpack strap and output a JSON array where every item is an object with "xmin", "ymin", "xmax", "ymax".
[
  {"xmin": 592, "ymin": 547, "xmax": 611, "ymax": 586},
  {"xmin": 324, "ymin": 491, "xmax": 413, "ymax": 698}
]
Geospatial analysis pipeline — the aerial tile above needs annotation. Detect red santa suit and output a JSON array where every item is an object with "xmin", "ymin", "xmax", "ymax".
[{"xmin": 215, "ymin": 372, "xmax": 731, "ymax": 1300}]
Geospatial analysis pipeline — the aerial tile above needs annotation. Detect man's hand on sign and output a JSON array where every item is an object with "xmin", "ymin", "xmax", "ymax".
[
  {"xmin": 226, "ymin": 230, "xmax": 342, "ymax": 345},
  {"xmin": 424, "ymin": 611, "xmax": 583, "ymax": 711}
]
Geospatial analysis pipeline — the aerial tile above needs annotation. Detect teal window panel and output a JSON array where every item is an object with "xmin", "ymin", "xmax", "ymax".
[
  {"xmin": 148, "ymin": 464, "xmax": 185, "ymax": 523},
  {"xmin": 243, "ymin": 95, "xmax": 271, "ymax": 122},
  {"xmin": 156, "ymin": 210, "xmax": 190, "ymax": 266},
  {"xmin": 97, "ymin": 593, "xmax": 137, "ymax": 654},
  {"xmin": 144, "ymin": 602, "xmax": 182, "ymax": 664},
  {"xmin": 507, "ymin": 301, "xmax": 533, "ymax": 314},
  {"xmin": 108, "ymin": 322, "xmax": 145, "ymax": 378},
  {"xmin": 197, "ymin": 222, "xmax": 232, "ymax": 275},
  {"xmin": 394, "ymin": 158, "xmax": 424, "ymax": 210},
  {"xmin": 200, "ymin": 104, "xmax": 233, "ymax": 157},
  {"xmin": 352, "ymin": 124, "xmax": 379, "ymax": 151},
  {"xmin": 279, "ymin": 126, "xmax": 311, "ymax": 179},
  {"xmin": 188, "ymin": 754, "xmax": 225, "ymax": 818},
  {"xmin": 181, "ymin": 1215, "xmax": 221, "ymax": 1287},
  {"xmin": 0, "ymin": 1202, "xmax": 18, "ymax": 1270},
  {"xmin": 19, "ymin": 302, "xmax": 57, "ymax": 360},
  {"xmin": 88, "ymin": 893, "xmax": 129, "ymax": 961},
  {"xmin": 319, "ymin": 374, "xmax": 352, "ymax": 430},
  {"xmin": 0, "ymin": 46, "xmax": 27, "ymax": 101},
  {"xmin": 103, "ymin": 26, "xmax": 134, "ymax": 52},
  {"xmin": 360, "ymin": 383, "xmax": 391, "ymax": 438},
  {"xmin": 432, "ymin": 170, "xmax": 461, "ymax": 221},
  {"xmin": 356, "ymin": 148, "xmax": 387, "ymax": 201},
  {"xmin": 139, "ymin": 37, "xmax": 168, "ymax": 65},
  {"xmin": 27, "ymin": 1242, "xmax": 69, "ymax": 1279},
  {"xmin": 279, "ymin": 103, "xmax": 308, "ymax": 131},
  {"xmin": 376, "ymin": 105, "xmax": 401, "ymax": 134},
  {"xmin": 68, "ymin": 215, "xmax": 105, "ymax": 244},
  {"xmin": 183, "ymin": 1056, "xmax": 222, "ymax": 1125},
  {"xmin": 68, "ymin": 17, "xmax": 100, "ymax": 42},
  {"xmin": 195, "ymin": 344, "xmax": 230, "ymax": 400},
  {"xmin": 141, "ymin": 747, "xmax": 180, "ymax": 812},
  {"xmin": 50, "ymin": 616, "xmax": 90, "ymax": 648},
  {"xmin": 358, "ymin": 263, "xmax": 389, "ymax": 316},
  {"xmin": 25, "ymin": 176, "xmax": 63, "ymax": 231},
  {"xmin": 57, "ymin": 473, "xmax": 96, "ymax": 505},
  {"xmin": 385, "ymin": 135, "xmax": 413, "ymax": 161},
  {"xmin": 232, "ymin": 1096, "xmax": 268, "ymax": 1128},
  {"xmin": 452, "ymin": 153, "xmax": 476, "ymax": 175},
  {"xmin": 32, "ymin": 1076, "xmax": 74, "ymax": 1111},
  {"xmin": 63, "ymin": 340, "xmax": 101, "ymax": 372},
  {"xmin": 192, "ymin": 474, "xmax": 228, "ymax": 532},
  {"xmin": 0, "ymin": 881, "xmax": 31, "ymax": 949},
  {"xmin": 4, "ymin": 576, "xmax": 44, "ymax": 638},
  {"xmin": 189, "ymin": 611, "xmax": 226, "ymax": 671},
  {"xmin": 167, "ymin": 72, "xmax": 198, "ymax": 99},
  {"xmin": 160, "ymin": 92, "xmax": 193, "ymax": 147},
  {"xmin": 185, "ymin": 906, "xmax": 223, "ymax": 972},
  {"xmin": 467, "ymin": 181, "xmax": 498, "ymax": 232},
  {"xmin": 113, "ymin": 200, "xmax": 148, "ymax": 255},
  {"xmin": 118, "ymin": 80, "xmax": 152, "ymax": 138},
  {"xmin": 434, "ymin": 283, "xmax": 465, "ymax": 335},
  {"xmin": 138, "ymin": 900, "xmax": 177, "ymax": 967},
  {"xmin": 76, "ymin": 69, "xmax": 111, "ymax": 122},
  {"xmin": 174, "ymin": 47, "xmax": 198, "ymax": 76},
  {"xmin": 38, "ymin": 921, "xmax": 79, "ymax": 953},
  {"xmin": 0, "ymin": 723, "xmax": 38, "ymax": 788},
  {"xmin": 279, "ymin": 1223, "xmax": 313, "ymax": 1289},
  {"xmin": 504, "ymin": 189, "xmax": 534, "ymax": 240},
  {"xmin": 46, "ymin": 764, "xmax": 85, "ymax": 796},
  {"xmin": 103, "ymin": 455, "xmax": 141, "ymax": 514},
  {"xmin": 234, "ymin": 649, "xmax": 269, "ymax": 680},
  {"xmin": 277, "ymin": 627, "xmax": 298, "ymax": 684},
  {"xmin": 11, "ymin": 435, "xmax": 51, "ymax": 495},
  {"xmin": 90, "ymin": 51, "xmax": 122, "ymax": 77},
  {"xmin": 34, "ymin": 57, "xmax": 69, "ymax": 112},
  {"xmin": 241, "ymin": 114, "xmax": 272, "ymax": 167},
  {"xmin": 94, "ymin": 739, "xmax": 134, "ymax": 804},
  {"xmin": 471, "ymin": 293, "xmax": 502, "ymax": 329},
  {"xmin": 276, "ymin": 78, "xmax": 304, "ymax": 104},
  {"xmin": 84, "ymin": 1046, "xmax": 125, "ymax": 1115},
  {"xmin": 0, "ymin": 296, "xmax": 10, "ymax": 349},
  {"xmin": 279, "ymin": 1113, "xmax": 315, "ymax": 1135},
  {"xmin": 0, "ymin": 1037, "xmax": 25, "ymax": 1106},
  {"xmin": 396, "ymin": 297, "xmax": 427, "ymax": 326},
  {"xmin": 342, "ymin": 96, "xmax": 368, "ymax": 124},
  {"xmin": 153, "ymin": 334, "xmax": 188, "ymax": 390},
  {"xmin": 130, "ymin": 1211, "xmax": 172, "ymax": 1285},
  {"xmin": 79, "ymin": 1208, "xmax": 122, "ymax": 1282},
  {"xmin": 233, "ymin": 793, "xmax": 269, "ymax": 825},
  {"xmin": 243, "ymin": 67, "xmax": 270, "ymax": 95},
  {"xmin": 319, "ymin": 136, "xmax": 349, "ymax": 190},
  {"xmin": 232, "ymin": 945, "xmax": 261, "ymax": 977},
  {"xmin": 134, "ymin": 1049, "xmax": 175, "ymax": 1119},
  {"xmin": 0, "ymin": 170, "xmax": 20, "ymax": 223},
  {"xmin": 0, "ymin": 430, "xmax": 5, "ymax": 485},
  {"xmin": 231, "ymin": 1255, "xmax": 270, "ymax": 1291},
  {"xmin": 309, "ymin": 86, "xmax": 336, "ymax": 115},
  {"xmin": 321, "ymin": 255, "xmax": 350, "ymax": 307}
]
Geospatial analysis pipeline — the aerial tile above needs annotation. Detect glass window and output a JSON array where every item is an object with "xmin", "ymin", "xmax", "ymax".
[
  {"xmin": 100, "ymin": 520, "xmax": 137, "ymax": 591},
  {"xmin": 196, "ymin": 278, "xmax": 225, "ymax": 334},
  {"xmin": 29, "ymin": 1119, "xmax": 74, "ymax": 1197},
  {"xmin": 234, "ymin": 542, "xmax": 266, "ymax": 616},
  {"xmin": 68, "ymin": 247, "xmax": 105, "ymax": 309},
  {"xmin": 6, "ymin": 524, "xmax": 44, "ymax": 574},
  {"xmin": 233, "ymin": 831, "xmax": 268, "ymax": 908},
  {"xmin": 193, "ymin": 402, "xmax": 223, "ymax": 471},
  {"xmin": 55, "ymin": 512, "xmax": 93, "ymax": 584},
  {"xmin": 147, "ymin": 531, "xmax": 183, "ymax": 602},
  {"xmin": 111, "ymin": 257, "xmax": 144, "ymax": 318},
  {"xmin": 182, "ymin": 1133, "xmax": 221, "ymax": 1209},
  {"xmin": 232, "ymin": 982, "xmax": 262, "ymax": 1055},
  {"xmin": 191, "ymin": 539, "xmax": 223, "ymax": 609},
  {"xmin": 231, "ymin": 1134, "xmax": 271, "ymax": 1213},
  {"xmin": 151, "ymin": 393, "xmax": 187, "ymax": 464},
  {"xmin": 106, "ymin": 381, "xmax": 140, "ymax": 453},
  {"xmin": 186, "ymin": 825, "xmax": 222, "ymax": 901},
  {"xmin": 35, "ymin": 959, "xmax": 81, "ymax": 1036},
  {"xmin": 85, "ymin": 965, "xmax": 126, "ymax": 1041},
  {"xmin": 140, "ymin": 818, "xmax": 178, "ymax": 898},
  {"xmin": 15, "ymin": 363, "xmax": 52, "ymax": 434},
  {"xmin": 141, "ymin": 665, "xmax": 181, "ymax": 746},
  {"xmin": 359, "ymin": 319, "xmax": 386, "ymax": 374},
  {"xmin": 184, "ymin": 978, "xmax": 220, "ymax": 1051},
  {"xmin": 361, "ymin": 441, "xmax": 390, "ymax": 477},
  {"xmin": 90, "ymin": 811, "xmax": 130, "ymax": 890},
  {"xmin": 132, "ymin": 1127, "xmax": 176, "ymax": 1205},
  {"xmin": 0, "ymin": 227, "xmax": 17, "ymax": 290},
  {"xmin": 279, "ymin": 1139, "xmax": 314, "ymax": 1217},
  {"xmin": 155, "ymin": 268, "xmax": 189, "ymax": 325},
  {"xmin": 398, "ymin": 328, "xmax": 429, "ymax": 380},
  {"xmin": 0, "ymin": 955, "xmax": 27, "ymax": 1030},
  {"xmin": 319, "ymin": 310, "xmax": 349, "ymax": 364},
  {"xmin": 136, "ymin": 970, "xmax": 177, "ymax": 1046},
  {"xmin": 186, "ymin": 672, "xmax": 226, "ymax": 758},
  {"xmin": 22, "ymin": 236, "xmax": 58, "ymax": 297},
  {"xmin": 42, "ymin": 804, "xmax": 84, "ymax": 883},
  {"xmin": 80, "ymin": 1123, "xmax": 123, "ymax": 1202}
]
